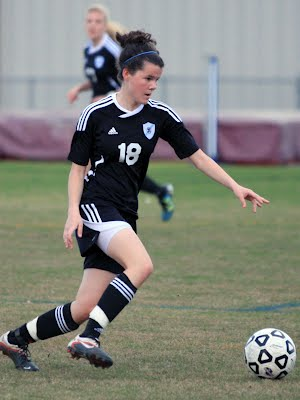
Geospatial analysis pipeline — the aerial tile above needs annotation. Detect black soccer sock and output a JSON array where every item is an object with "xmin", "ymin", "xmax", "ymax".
[
  {"xmin": 141, "ymin": 176, "xmax": 161, "ymax": 195},
  {"xmin": 80, "ymin": 273, "xmax": 137, "ymax": 340},
  {"xmin": 8, "ymin": 302, "xmax": 79, "ymax": 345}
]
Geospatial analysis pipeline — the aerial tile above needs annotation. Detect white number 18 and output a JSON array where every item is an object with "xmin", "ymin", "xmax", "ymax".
[{"xmin": 118, "ymin": 143, "xmax": 141, "ymax": 166}]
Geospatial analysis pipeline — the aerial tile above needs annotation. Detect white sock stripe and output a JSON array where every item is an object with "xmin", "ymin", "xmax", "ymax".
[
  {"xmin": 81, "ymin": 204, "xmax": 92, "ymax": 221},
  {"xmin": 91, "ymin": 203, "xmax": 102, "ymax": 222},
  {"xmin": 86, "ymin": 204, "xmax": 99, "ymax": 222},
  {"xmin": 110, "ymin": 280, "xmax": 133, "ymax": 302},
  {"xmin": 115, "ymin": 277, "xmax": 135, "ymax": 297},
  {"xmin": 59, "ymin": 306, "xmax": 71, "ymax": 333},
  {"xmin": 54, "ymin": 307, "xmax": 65, "ymax": 333},
  {"xmin": 55, "ymin": 306, "xmax": 70, "ymax": 334},
  {"xmin": 89, "ymin": 306, "xmax": 109, "ymax": 328},
  {"xmin": 26, "ymin": 317, "xmax": 39, "ymax": 341},
  {"xmin": 110, "ymin": 281, "xmax": 131, "ymax": 302},
  {"xmin": 55, "ymin": 306, "xmax": 67, "ymax": 333},
  {"xmin": 58, "ymin": 306, "xmax": 70, "ymax": 333}
]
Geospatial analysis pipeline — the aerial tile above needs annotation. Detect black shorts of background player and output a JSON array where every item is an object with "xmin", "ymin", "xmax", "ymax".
[
  {"xmin": 67, "ymin": 4, "xmax": 175, "ymax": 221},
  {"xmin": 0, "ymin": 30, "xmax": 270, "ymax": 371}
]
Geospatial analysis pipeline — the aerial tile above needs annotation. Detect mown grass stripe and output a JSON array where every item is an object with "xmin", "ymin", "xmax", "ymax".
[{"xmin": 1, "ymin": 297, "xmax": 300, "ymax": 312}]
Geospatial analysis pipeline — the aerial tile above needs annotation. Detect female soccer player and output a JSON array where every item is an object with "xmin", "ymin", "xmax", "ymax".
[
  {"xmin": 67, "ymin": 4, "xmax": 175, "ymax": 221},
  {"xmin": 67, "ymin": 4, "xmax": 119, "ymax": 103},
  {"xmin": 0, "ymin": 30, "xmax": 269, "ymax": 371}
]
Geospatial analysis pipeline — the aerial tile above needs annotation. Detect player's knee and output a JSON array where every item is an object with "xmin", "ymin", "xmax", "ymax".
[
  {"xmin": 125, "ymin": 260, "xmax": 153, "ymax": 284},
  {"xmin": 141, "ymin": 260, "xmax": 154, "ymax": 279},
  {"xmin": 71, "ymin": 300, "xmax": 97, "ymax": 324}
]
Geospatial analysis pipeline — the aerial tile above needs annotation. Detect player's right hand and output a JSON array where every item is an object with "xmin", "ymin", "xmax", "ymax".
[
  {"xmin": 67, "ymin": 87, "xmax": 79, "ymax": 104},
  {"xmin": 63, "ymin": 214, "xmax": 83, "ymax": 249}
]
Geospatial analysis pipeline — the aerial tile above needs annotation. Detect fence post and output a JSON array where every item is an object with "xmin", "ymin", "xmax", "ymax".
[
  {"xmin": 27, "ymin": 77, "xmax": 36, "ymax": 109},
  {"xmin": 296, "ymin": 77, "xmax": 300, "ymax": 109},
  {"xmin": 160, "ymin": 76, "xmax": 168, "ymax": 103},
  {"xmin": 206, "ymin": 55, "xmax": 219, "ymax": 160}
]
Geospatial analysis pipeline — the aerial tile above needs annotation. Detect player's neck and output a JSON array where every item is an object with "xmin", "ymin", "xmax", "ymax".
[
  {"xmin": 116, "ymin": 92, "xmax": 140, "ymax": 111},
  {"xmin": 91, "ymin": 34, "xmax": 104, "ymax": 47}
]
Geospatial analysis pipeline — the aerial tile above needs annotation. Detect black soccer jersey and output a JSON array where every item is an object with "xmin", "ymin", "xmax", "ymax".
[
  {"xmin": 84, "ymin": 33, "xmax": 120, "ymax": 98},
  {"xmin": 68, "ymin": 93, "xmax": 200, "ymax": 217}
]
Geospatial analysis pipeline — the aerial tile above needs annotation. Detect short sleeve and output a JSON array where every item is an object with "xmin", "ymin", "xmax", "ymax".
[
  {"xmin": 67, "ymin": 111, "xmax": 95, "ymax": 166},
  {"xmin": 160, "ymin": 113, "xmax": 200, "ymax": 159}
]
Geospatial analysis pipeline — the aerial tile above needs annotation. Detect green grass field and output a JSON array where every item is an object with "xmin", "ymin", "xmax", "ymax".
[{"xmin": 0, "ymin": 160, "xmax": 299, "ymax": 400}]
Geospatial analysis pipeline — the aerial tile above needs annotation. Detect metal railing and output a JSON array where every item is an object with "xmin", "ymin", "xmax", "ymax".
[{"xmin": 0, "ymin": 74, "xmax": 299, "ymax": 110}]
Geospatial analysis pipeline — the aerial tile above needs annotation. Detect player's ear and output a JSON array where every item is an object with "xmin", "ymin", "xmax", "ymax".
[{"xmin": 122, "ymin": 67, "xmax": 130, "ymax": 80}]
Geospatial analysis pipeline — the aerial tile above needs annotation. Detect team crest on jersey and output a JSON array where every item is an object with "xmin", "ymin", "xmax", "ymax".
[
  {"xmin": 143, "ymin": 122, "xmax": 155, "ymax": 140},
  {"xmin": 94, "ymin": 56, "xmax": 105, "ymax": 68}
]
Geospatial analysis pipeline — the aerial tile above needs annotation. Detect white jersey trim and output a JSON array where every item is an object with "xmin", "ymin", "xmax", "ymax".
[
  {"xmin": 86, "ymin": 33, "xmax": 107, "ymax": 55},
  {"xmin": 76, "ymin": 95, "xmax": 114, "ymax": 131},
  {"xmin": 85, "ymin": 33, "xmax": 120, "ymax": 58},
  {"xmin": 148, "ymin": 99, "xmax": 182, "ymax": 123},
  {"xmin": 104, "ymin": 35, "xmax": 121, "ymax": 58},
  {"xmin": 76, "ymin": 94, "xmax": 183, "ymax": 131},
  {"xmin": 112, "ymin": 92, "xmax": 144, "ymax": 118}
]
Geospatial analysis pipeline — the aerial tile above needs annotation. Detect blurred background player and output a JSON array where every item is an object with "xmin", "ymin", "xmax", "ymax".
[{"xmin": 67, "ymin": 4, "xmax": 175, "ymax": 221}]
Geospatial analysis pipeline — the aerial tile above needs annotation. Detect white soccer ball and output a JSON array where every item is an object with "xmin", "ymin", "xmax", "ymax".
[{"xmin": 244, "ymin": 328, "xmax": 296, "ymax": 379}]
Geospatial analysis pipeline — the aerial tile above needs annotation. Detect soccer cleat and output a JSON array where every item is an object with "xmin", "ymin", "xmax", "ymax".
[
  {"xmin": 0, "ymin": 331, "xmax": 39, "ymax": 371},
  {"xmin": 159, "ymin": 184, "xmax": 175, "ymax": 222},
  {"xmin": 67, "ymin": 335, "xmax": 113, "ymax": 369}
]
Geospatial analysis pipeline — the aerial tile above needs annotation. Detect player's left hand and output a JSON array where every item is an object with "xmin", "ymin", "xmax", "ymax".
[{"xmin": 233, "ymin": 185, "xmax": 270, "ymax": 213}]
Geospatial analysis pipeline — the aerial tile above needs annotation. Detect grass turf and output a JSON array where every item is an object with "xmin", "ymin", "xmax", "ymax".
[{"xmin": 0, "ymin": 160, "xmax": 299, "ymax": 399}]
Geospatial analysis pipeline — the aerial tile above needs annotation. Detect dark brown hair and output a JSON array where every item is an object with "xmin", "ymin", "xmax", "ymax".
[{"xmin": 116, "ymin": 30, "xmax": 164, "ymax": 81}]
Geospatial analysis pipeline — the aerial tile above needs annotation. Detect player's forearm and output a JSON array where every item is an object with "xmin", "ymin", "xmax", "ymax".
[
  {"xmin": 77, "ymin": 80, "xmax": 92, "ymax": 93},
  {"xmin": 189, "ymin": 149, "xmax": 239, "ymax": 191},
  {"xmin": 67, "ymin": 163, "xmax": 86, "ymax": 214}
]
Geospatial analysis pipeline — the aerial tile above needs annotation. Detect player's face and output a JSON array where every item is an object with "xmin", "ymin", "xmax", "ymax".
[
  {"xmin": 85, "ymin": 10, "xmax": 107, "ymax": 43},
  {"xmin": 124, "ymin": 62, "xmax": 163, "ymax": 106}
]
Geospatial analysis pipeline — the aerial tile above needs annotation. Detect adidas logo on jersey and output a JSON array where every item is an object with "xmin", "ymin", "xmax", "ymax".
[{"xmin": 108, "ymin": 127, "xmax": 118, "ymax": 135}]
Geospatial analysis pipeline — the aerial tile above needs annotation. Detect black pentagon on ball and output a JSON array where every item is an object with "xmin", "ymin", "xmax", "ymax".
[
  {"xmin": 271, "ymin": 329, "xmax": 285, "ymax": 339},
  {"xmin": 286, "ymin": 340, "xmax": 295, "ymax": 354},
  {"xmin": 255, "ymin": 334, "xmax": 269, "ymax": 347},
  {"xmin": 248, "ymin": 362, "xmax": 259, "ymax": 374},
  {"xmin": 276, "ymin": 371, "xmax": 288, "ymax": 379},
  {"xmin": 258, "ymin": 349, "xmax": 273, "ymax": 364},
  {"xmin": 275, "ymin": 354, "xmax": 288, "ymax": 369}
]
